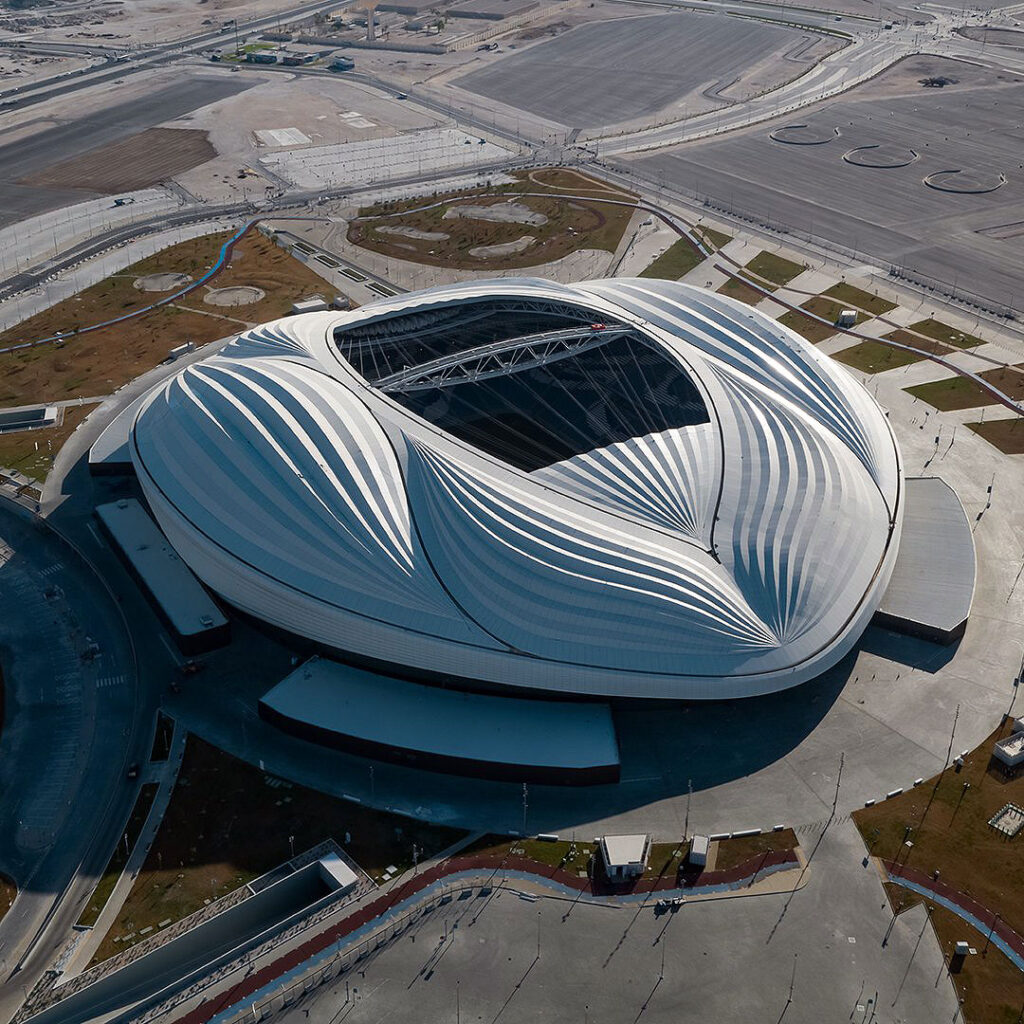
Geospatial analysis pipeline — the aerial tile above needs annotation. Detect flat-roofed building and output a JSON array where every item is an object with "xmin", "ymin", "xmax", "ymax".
[{"xmin": 600, "ymin": 835, "xmax": 650, "ymax": 881}]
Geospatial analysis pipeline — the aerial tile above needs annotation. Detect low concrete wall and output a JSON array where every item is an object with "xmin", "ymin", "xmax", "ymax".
[{"xmin": 27, "ymin": 864, "xmax": 338, "ymax": 1024}]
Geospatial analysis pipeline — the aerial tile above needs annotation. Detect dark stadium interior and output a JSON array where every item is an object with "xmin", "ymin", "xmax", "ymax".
[
  {"xmin": 334, "ymin": 298, "xmax": 602, "ymax": 381},
  {"xmin": 334, "ymin": 298, "xmax": 709, "ymax": 471},
  {"xmin": 396, "ymin": 335, "xmax": 708, "ymax": 471}
]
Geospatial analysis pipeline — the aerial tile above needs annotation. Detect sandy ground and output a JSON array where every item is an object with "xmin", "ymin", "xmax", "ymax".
[
  {"xmin": 0, "ymin": 52, "xmax": 97, "ymax": 90},
  {"xmin": 0, "ymin": 0, "xmax": 320, "ymax": 47},
  {"xmin": 171, "ymin": 71, "xmax": 446, "ymax": 203}
]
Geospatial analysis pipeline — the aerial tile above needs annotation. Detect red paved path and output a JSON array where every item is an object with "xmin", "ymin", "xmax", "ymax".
[
  {"xmin": 885, "ymin": 859, "xmax": 1024, "ymax": 961},
  {"xmin": 173, "ymin": 847, "xmax": 798, "ymax": 1022}
]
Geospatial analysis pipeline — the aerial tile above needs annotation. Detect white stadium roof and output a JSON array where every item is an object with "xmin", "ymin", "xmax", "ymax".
[{"xmin": 130, "ymin": 277, "xmax": 903, "ymax": 699}]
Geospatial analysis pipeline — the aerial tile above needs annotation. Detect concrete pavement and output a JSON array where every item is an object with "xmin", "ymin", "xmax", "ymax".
[{"xmin": 269, "ymin": 820, "xmax": 958, "ymax": 1024}]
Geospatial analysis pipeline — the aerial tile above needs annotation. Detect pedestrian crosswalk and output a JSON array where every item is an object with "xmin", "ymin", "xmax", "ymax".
[
  {"xmin": 39, "ymin": 562, "xmax": 64, "ymax": 577},
  {"xmin": 97, "ymin": 674, "xmax": 126, "ymax": 689}
]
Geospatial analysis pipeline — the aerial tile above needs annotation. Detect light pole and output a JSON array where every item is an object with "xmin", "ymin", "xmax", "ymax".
[{"xmin": 983, "ymin": 912, "xmax": 1001, "ymax": 956}]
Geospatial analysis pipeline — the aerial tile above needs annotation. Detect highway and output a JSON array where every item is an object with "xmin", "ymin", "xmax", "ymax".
[{"xmin": 0, "ymin": 0, "xmax": 355, "ymax": 114}]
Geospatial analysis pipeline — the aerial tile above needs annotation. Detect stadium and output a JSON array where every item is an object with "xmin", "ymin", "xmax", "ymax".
[{"xmin": 129, "ymin": 277, "xmax": 904, "ymax": 701}]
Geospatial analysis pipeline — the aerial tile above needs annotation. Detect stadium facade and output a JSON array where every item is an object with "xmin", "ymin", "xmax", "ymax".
[{"xmin": 130, "ymin": 278, "xmax": 903, "ymax": 700}]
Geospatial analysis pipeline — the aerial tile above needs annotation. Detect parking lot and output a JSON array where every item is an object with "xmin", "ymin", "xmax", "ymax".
[
  {"xmin": 626, "ymin": 55, "xmax": 1024, "ymax": 311},
  {"xmin": 456, "ymin": 11, "xmax": 814, "ymax": 129}
]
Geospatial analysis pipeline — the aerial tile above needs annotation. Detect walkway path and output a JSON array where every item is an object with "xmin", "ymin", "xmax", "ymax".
[
  {"xmin": 884, "ymin": 859, "xmax": 1024, "ymax": 971},
  {"xmin": 61, "ymin": 725, "xmax": 188, "ymax": 979}
]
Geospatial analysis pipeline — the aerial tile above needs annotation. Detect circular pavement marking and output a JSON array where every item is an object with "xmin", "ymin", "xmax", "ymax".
[
  {"xmin": 134, "ymin": 273, "xmax": 192, "ymax": 292},
  {"xmin": 843, "ymin": 144, "xmax": 919, "ymax": 169},
  {"xmin": 769, "ymin": 124, "xmax": 840, "ymax": 145},
  {"xmin": 204, "ymin": 286, "xmax": 266, "ymax": 307},
  {"xmin": 923, "ymin": 169, "xmax": 1007, "ymax": 194}
]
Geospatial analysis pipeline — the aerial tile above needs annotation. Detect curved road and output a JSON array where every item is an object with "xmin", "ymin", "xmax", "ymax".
[{"xmin": 0, "ymin": 500, "xmax": 148, "ymax": 1022}]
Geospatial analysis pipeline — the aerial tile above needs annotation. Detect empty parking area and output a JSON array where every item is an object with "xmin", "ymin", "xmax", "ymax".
[
  {"xmin": 627, "ymin": 57, "xmax": 1024, "ymax": 311},
  {"xmin": 0, "ymin": 75, "xmax": 251, "ymax": 226},
  {"xmin": 456, "ymin": 12, "xmax": 806, "ymax": 128}
]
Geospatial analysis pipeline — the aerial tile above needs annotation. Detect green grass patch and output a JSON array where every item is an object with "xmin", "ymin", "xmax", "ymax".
[
  {"xmin": 743, "ymin": 251, "xmax": 805, "ymax": 287},
  {"xmin": 905, "ymin": 375, "xmax": 991, "ymax": 411},
  {"xmin": 694, "ymin": 225, "xmax": 732, "ymax": 251},
  {"xmin": 463, "ymin": 834, "xmax": 596, "ymax": 875},
  {"xmin": 982, "ymin": 364, "xmax": 1024, "ymax": 401},
  {"xmin": 78, "ymin": 783, "xmax": 159, "ymax": 929},
  {"xmin": 639, "ymin": 238, "xmax": 704, "ymax": 280},
  {"xmin": 777, "ymin": 310, "xmax": 835, "ymax": 344},
  {"xmin": 907, "ymin": 317, "xmax": 984, "ymax": 349},
  {"xmin": 823, "ymin": 281, "xmax": 898, "ymax": 317},
  {"xmin": 882, "ymin": 329, "xmax": 952, "ymax": 356},
  {"xmin": 967, "ymin": 417, "xmax": 1024, "ymax": 455},
  {"xmin": 777, "ymin": 295, "xmax": 862, "ymax": 344},
  {"xmin": 718, "ymin": 275, "xmax": 766, "ymax": 306},
  {"xmin": 833, "ymin": 340, "xmax": 925, "ymax": 374},
  {"xmin": 648, "ymin": 841, "xmax": 689, "ymax": 878},
  {"xmin": 714, "ymin": 829, "xmax": 799, "ymax": 872}
]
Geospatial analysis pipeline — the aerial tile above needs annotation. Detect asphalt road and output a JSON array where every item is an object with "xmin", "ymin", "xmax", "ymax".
[
  {"xmin": 0, "ymin": 77, "xmax": 254, "ymax": 228},
  {"xmin": 0, "ymin": 501, "xmax": 142, "ymax": 1018},
  {"xmin": 0, "ymin": 0, "xmax": 352, "ymax": 112}
]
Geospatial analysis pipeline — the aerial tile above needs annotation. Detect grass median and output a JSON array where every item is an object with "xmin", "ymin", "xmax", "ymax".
[
  {"xmin": 79, "ymin": 782, "xmax": 159, "ymax": 929},
  {"xmin": 91, "ymin": 736, "xmax": 465, "ymax": 964}
]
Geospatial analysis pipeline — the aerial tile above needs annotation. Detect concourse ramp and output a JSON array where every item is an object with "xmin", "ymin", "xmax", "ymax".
[
  {"xmin": 259, "ymin": 656, "xmax": 620, "ymax": 785},
  {"xmin": 874, "ymin": 476, "xmax": 975, "ymax": 644}
]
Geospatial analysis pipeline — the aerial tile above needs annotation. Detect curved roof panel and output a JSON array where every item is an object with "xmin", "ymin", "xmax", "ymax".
[{"xmin": 131, "ymin": 279, "xmax": 903, "ymax": 699}]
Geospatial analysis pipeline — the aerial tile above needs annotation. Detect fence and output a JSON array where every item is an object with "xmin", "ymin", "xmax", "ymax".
[{"xmin": 210, "ymin": 880, "xmax": 486, "ymax": 1024}]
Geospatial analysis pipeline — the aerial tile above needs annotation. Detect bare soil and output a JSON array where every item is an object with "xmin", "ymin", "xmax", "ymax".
[
  {"xmin": 0, "ymin": 231, "xmax": 331, "ymax": 408},
  {"xmin": 349, "ymin": 168, "xmax": 636, "ymax": 271},
  {"xmin": 22, "ymin": 128, "xmax": 215, "ymax": 194}
]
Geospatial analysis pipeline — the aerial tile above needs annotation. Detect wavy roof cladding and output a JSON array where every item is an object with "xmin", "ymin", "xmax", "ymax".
[{"xmin": 131, "ymin": 280, "xmax": 902, "ymax": 699}]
